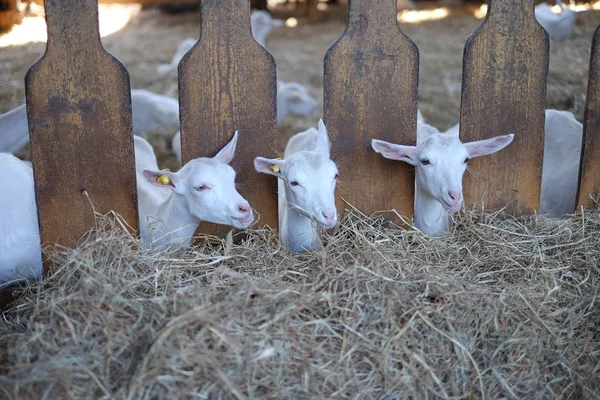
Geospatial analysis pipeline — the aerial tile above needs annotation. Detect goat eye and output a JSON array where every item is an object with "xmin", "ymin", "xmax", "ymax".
[
  {"xmin": 464, "ymin": 157, "xmax": 470, "ymax": 163},
  {"xmin": 195, "ymin": 185, "xmax": 206, "ymax": 191},
  {"xmin": 420, "ymin": 159, "xmax": 430, "ymax": 166},
  {"xmin": 290, "ymin": 181, "xmax": 299, "ymax": 187}
]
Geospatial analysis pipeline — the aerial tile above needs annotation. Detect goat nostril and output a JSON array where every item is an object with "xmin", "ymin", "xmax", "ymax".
[
  {"xmin": 322, "ymin": 211, "xmax": 334, "ymax": 220},
  {"xmin": 238, "ymin": 205, "xmax": 250, "ymax": 214},
  {"xmin": 448, "ymin": 191, "xmax": 460, "ymax": 201}
]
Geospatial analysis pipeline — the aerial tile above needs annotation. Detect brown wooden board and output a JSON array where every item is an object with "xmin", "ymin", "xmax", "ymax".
[
  {"xmin": 323, "ymin": 0, "xmax": 418, "ymax": 222},
  {"xmin": 460, "ymin": 0, "xmax": 549, "ymax": 215},
  {"xmin": 179, "ymin": 0, "xmax": 278, "ymax": 237},
  {"xmin": 25, "ymin": 0, "xmax": 138, "ymax": 263},
  {"xmin": 577, "ymin": 25, "xmax": 600, "ymax": 209}
]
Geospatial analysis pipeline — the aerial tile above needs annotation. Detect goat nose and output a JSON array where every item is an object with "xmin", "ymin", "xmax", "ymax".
[
  {"xmin": 322, "ymin": 211, "xmax": 335, "ymax": 220},
  {"xmin": 238, "ymin": 203, "xmax": 251, "ymax": 215},
  {"xmin": 448, "ymin": 191, "xmax": 461, "ymax": 201}
]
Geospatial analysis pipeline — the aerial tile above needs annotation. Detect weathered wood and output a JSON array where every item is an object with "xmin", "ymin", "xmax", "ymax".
[
  {"xmin": 25, "ymin": 0, "xmax": 138, "ymax": 261},
  {"xmin": 324, "ymin": 0, "xmax": 418, "ymax": 222},
  {"xmin": 179, "ymin": 0, "xmax": 278, "ymax": 236},
  {"xmin": 460, "ymin": 0, "xmax": 549, "ymax": 215},
  {"xmin": 577, "ymin": 25, "xmax": 600, "ymax": 209}
]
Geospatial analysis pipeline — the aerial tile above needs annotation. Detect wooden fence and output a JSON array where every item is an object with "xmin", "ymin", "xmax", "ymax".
[{"xmin": 22, "ymin": 0, "xmax": 600, "ymax": 255}]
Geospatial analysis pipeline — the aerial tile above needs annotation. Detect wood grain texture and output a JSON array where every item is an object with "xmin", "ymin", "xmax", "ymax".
[
  {"xmin": 324, "ymin": 0, "xmax": 418, "ymax": 222},
  {"xmin": 577, "ymin": 25, "xmax": 600, "ymax": 208},
  {"xmin": 25, "ymin": 0, "xmax": 138, "ymax": 256},
  {"xmin": 179, "ymin": 0, "xmax": 278, "ymax": 236},
  {"xmin": 460, "ymin": 0, "xmax": 549, "ymax": 215}
]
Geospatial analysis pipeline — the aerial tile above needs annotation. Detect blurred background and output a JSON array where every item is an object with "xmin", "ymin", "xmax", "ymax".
[{"xmin": 0, "ymin": 0, "xmax": 598, "ymax": 170}]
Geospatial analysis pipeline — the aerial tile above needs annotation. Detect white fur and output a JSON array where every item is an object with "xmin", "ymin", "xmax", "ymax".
[
  {"xmin": 136, "ymin": 132, "xmax": 254, "ymax": 251},
  {"xmin": 251, "ymin": 10, "xmax": 284, "ymax": 48},
  {"xmin": 0, "ymin": 89, "xmax": 180, "ymax": 154},
  {"xmin": 254, "ymin": 119, "xmax": 338, "ymax": 251},
  {"xmin": 171, "ymin": 81, "xmax": 318, "ymax": 164},
  {"xmin": 134, "ymin": 135, "xmax": 160, "ymax": 173},
  {"xmin": 0, "ymin": 105, "xmax": 29, "ymax": 154},
  {"xmin": 277, "ymin": 81, "xmax": 319, "ymax": 122},
  {"xmin": 372, "ymin": 126, "xmax": 514, "ymax": 236},
  {"xmin": 535, "ymin": 1, "xmax": 577, "ymax": 40},
  {"xmin": 422, "ymin": 110, "xmax": 583, "ymax": 219},
  {"xmin": 0, "ymin": 134, "xmax": 253, "ymax": 284},
  {"xmin": 130, "ymin": 89, "xmax": 180, "ymax": 137},
  {"xmin": 0, "ymin": 153, "xmax": 43, "ymax": 286},
  {"xmin": 540, "ymin": 109, "xmax": 583, "ymax": 217},
  {"xmin": 374, "ymin": 108, "xmax": 585, "ymax": 236}
]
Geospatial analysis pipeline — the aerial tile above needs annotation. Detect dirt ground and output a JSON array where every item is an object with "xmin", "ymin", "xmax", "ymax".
[{"xmin": 0, "ymin": 3, "xmax": 598, "ymax": 171}]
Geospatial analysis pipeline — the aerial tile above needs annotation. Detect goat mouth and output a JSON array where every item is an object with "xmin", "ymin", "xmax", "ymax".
[
  {"xmin": 232, "ymin": 215, "xmax": 254, "ymax": 227},
  {"xmin": 320, "ymin": 220, "xmax": 337, "ymax": 229},
  {"xmin": 442, "ymin": 201, "xmax": 462, "ymax": 213}
]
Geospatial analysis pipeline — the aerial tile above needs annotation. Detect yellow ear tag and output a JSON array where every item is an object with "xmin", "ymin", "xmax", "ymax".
[
  {"xmin": 269, "ymin": 158, "xmax": 283, "ymax": 173},
  {"xmin": 157, "ymin": 175, "xmax": 170, "ymax": 185},
  {"xmin": 156, "ymin": 169, "xmax": 171, "ymax": 185}
]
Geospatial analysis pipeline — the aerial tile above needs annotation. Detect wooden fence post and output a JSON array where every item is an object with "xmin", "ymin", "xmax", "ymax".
[
  {"xmin": 577, "ymin": 25, "xmax": 600, "ymax": 209},
  {"xmin": 460, "ymin": 0, "xmax": 549, "ymax": 215},
  {"xmin": 178, "ymin": 0, "xmax": 278, "ymax": 236},
  {"xmin": 324, "ymin": 0, "xmax": 418, "ymax": 223},
  {"xmin": 25, "ymin": 0, "xmax": 138, "ymax": 262}
]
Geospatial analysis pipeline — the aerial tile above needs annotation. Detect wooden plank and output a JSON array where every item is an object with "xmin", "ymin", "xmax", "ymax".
[
  {"xmin": 460, "ymin": 0, "xmax": 549, "ymax": 215},
  {"xmin": 577, "ymin": 25, "xmax": 600, "ymax": 209},
  {"xmin": 25, "ymin": 0, "xmax": 138, "ymax": 261},
  {"xmin": 179, "ymin": 0, "xmax": 278, "ymax": 236},
  {"xmin": 324, "ymin": 0, "xmax": 418, "ymax": 222}
]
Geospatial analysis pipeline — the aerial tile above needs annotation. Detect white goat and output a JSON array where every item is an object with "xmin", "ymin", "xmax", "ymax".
[
  {"xmin": 428, "ymin": 109, "xmax": 583, "ymax": 219},
  {"xmin": 130, "ymin": 89, "xmax": 180, "ymax": 137},
  {"xmin": 277, "ymin": 81, "xmax": 319, "ymax": 122},
  {"xmin": 0, "ymin": 153, "xmax": 43, "ymax": 286},
  {"xmin": 251, "ymin": 10, "xmax": 284, "ymax": 49},
  {"xmin": 137, "ymin": 131, "xmax": 254, "ymax": 251},
  {"xmin": 540, "ymin": 109, "xmax": 582, "ymax": 217},
  {"xmin": 157, "ymin": 10, "xmax": 283, "ymax": 75},
  {"xmin": 254, "ymin": 120, "xmax": 338, "ymax": 252},
  {"xmin": 372, "ymin": 127, "xmax": 514, "ymax": 236},
  {"xmin": 171, "ymin": 81, "xmax": 318, "ymax": 164},
  {"xmin": 535, "ymin": 0, "xmax": 577, "ymax": 40},
  {"xmin": 0, "ymin": 133, "xmax": 253, "ymax": 284},
  {"xmin": 0, "ymin": 89, "xmax": 180, "ymax": 154}
]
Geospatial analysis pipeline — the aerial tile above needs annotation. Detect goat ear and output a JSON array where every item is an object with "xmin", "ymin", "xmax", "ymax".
[
  {"xmin": 464, "ymin": 133, "xmax": 514, "ymax": 159},
  {"xmin": 315, "ymin": 119, "xmax": 331, "ymax": 155},
  {"xmin": 143, "ymin": 170, "xmax": 185, "ymax": 195},
  {"xmin": 371, "ymin": 139, "xmax": 418, "ymax": 165},
  {"xmin": 445, "ymin": 124, "xmax": 460, "ymax": 138},
  {"xmin": 214, "ymin": 131, "xmax": 238, "ymax": 164},
  {"xmin": 254, "ymin": 157, "xmax": 285, "ymax": 177}
]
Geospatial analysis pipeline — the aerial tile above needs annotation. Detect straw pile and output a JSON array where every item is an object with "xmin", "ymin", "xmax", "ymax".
[{"xmin": 1, "ymin": 206, "xmax": 599, "ymax": 399}]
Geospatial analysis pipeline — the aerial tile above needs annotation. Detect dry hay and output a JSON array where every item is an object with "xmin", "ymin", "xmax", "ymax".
[{"xmin": 0, "ymin": 205, "xmax": 599, "ymax": 399}]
